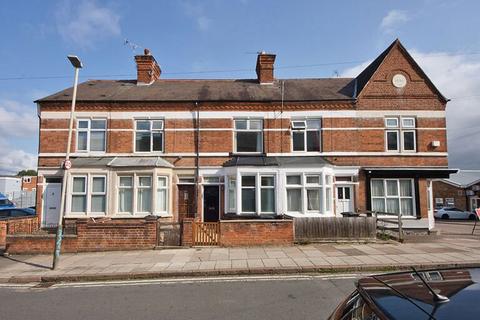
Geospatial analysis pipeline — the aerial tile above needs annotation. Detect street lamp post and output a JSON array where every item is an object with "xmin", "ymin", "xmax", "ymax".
[{"xmin": 52, "ymin": 55, "xmax": 83, "ymax": 270}]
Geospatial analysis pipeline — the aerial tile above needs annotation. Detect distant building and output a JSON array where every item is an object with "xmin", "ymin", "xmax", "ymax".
[
  {"xmin": 433, "ymin": 170, "xmax": 480, "ymax": 211},
  {"xmin": 0, "ymin": 176, "xmax": 21, "ymax": 194},
  {"xmin": 21, "ymin": 176, "xmax": 37, "ymax": 192}
]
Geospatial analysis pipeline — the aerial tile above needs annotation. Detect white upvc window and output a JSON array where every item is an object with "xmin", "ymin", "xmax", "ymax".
[
  {"xmin": 70, "ymin": 174, "xmax": 107, "ymax": 215},
  {"xmin": 241, "ymin": 175, "xmax": 256, "ymax": 213},
  {"xmin": 291, "ymin": 119, "xmax": 321, "ymax": 152},
  {"xmin": 71, "ymin": 176, "xmax": 87, "ymax": 213},
  {"xmin": 135, "ymin": 119, "xmax": 164, "ymax": 152},
  {"xmin": 118, "ymin": 176, "xmax": 134, "ymax": 214},
  {"xmin": 371, "ymin": 179, "xmax": 415, "ymax": 216},
  {"xmin": 77, "ymin": 119, "xmax": 107, "ymax": 152},
  {"xmin": 227, "ymin": 176, "xmax": 236, "ymax": 213},
  {"xmin": 286, "ymin": 175, "xmax": 303, "ymax": 212},
  {"xmin": 234, "ymin": 119, "xmax": 263, "ymax": 153},
  {"xmin": 286, "ymin": 173, "xmax": 332, "ymax": 214},
  {"xmin": 156, "ymin": 176, "xmax": 168, "ymax": 214},
  {"xmin": 91, "ymin": 176, "xmax": 106, "ymax": 213},
  {"xmin": 260, "ymin": 176, "xmax": 275, "ymax": 213},
  {"xmin": 118, "ymin": 174, "xmax": 168, "ymax": 216},
  {"xmin": 137, "ymin": 176, "xmax": 152, "ymax": 213},
  {"xmin": 385, "ymin": 117, "xmax": 416, "ymax": 152},
  {"xmin": 238, "ymin": 174, "xmax": 276, "ymax": 214}
]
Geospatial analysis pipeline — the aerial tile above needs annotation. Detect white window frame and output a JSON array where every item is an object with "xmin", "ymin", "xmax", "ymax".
[
  {"xmin": 118, "ymin": 175, "xmax": 134, "ymax": 215},
  {"xmin": 76, "ymin": 119, "xmax": 107, "ymax": 152},
  {"xmin": 240, "ymin": 175, "xmax": 257, "ymax": 214},
  {"xmin": 234, "ymin": 119, "xmax": 263, "ymax": 154},
  {"xmin": 291, "ymin": 119, "xmax": 321, "ymax": 152},
  {"xmin": 134, "ymin": 119, "xmax": 164, "ymax": 153},
  {"xmin": 445, "ymin": 197, "xmax": 455, "ymax": 207},
  {"xmin": 385, "ymin": 117, "xmax": 416, "ymax": 153},
  {"xmin": 285, "ymin": 173, "xmax": 332, "ymax": 215},
  {"xmin": 370, "ymin": 179, "xmax": 416, "ymax": 216},
  {"xmin": 71, "ymin": 175, "xmax": 87, "ymax": 213},
  {"xmin": 69, "ymin": 174, "xmax": 108, "ymax": 215},
  {"xmin": 156, "ymin": 176, "xmax": 169, "ymax": 215},
  {"xmin": 136, "ymin": 175, "xmax": 152, "ymax": 214},
  {"xmin": 226, "ymin": 176, "xmax": 236, "ymax": 213},
  {"xmin": 90, "ymin": 175, "xmax": 107, "ymax": 214},
  {"xmin": 260, "ymin": 175, "xmax": 276, "ymax": 214}
]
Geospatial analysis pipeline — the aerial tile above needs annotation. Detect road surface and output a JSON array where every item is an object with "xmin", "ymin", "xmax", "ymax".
[{"xmin": 0, "ymin": 274, "xmax": 361, "ymax": 320}]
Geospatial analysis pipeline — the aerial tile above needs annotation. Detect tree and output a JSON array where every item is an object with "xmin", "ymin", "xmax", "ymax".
[{"xmin": 17, "ymin": 169, "xmax": 37, "ymax": 177}]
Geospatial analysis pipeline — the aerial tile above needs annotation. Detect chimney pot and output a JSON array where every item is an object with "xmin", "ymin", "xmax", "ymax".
[{"xmin": 144, "ymin": 48, "xmax": 151, "ymax": 55}]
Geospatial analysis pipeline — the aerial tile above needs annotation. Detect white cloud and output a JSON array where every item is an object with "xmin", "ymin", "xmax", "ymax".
[
  {"xmin": 0, "ymin": 99, "xmax": 38, "ymax": 138},
  {"xmin": 55, "ymin": 0, "xmax": 121, "ymax": 48},
  {"xmin": 0, "ymin": 148, "xmax": 37, "ymax": 176},
  {"xmin": 0, "ymin": 99, "xmax": 38, "ymax": 175},
  {"xmin": 181, "ymin": 1, "xmax": 212, "ymax": 32},
  {"xmin": 342, "ymin": 50, "xmax": 480, "ymax": 169},
  {"xmin": 380, "ymin": 10, "xmax": 409, "ymax": 33}
]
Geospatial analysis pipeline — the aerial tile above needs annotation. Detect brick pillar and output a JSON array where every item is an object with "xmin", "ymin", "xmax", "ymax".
[
  {"xmin": 182, "ymin": 218, "xmax": 194, "ymax": 246},
  {"xmin": 0, "ymin": 221, "xmax": 6, "ymax": 248}
]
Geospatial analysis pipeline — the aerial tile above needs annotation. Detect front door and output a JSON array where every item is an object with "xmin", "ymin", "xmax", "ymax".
[
  {"xmin": 178, "ymin": 185, "xmax": 195, "ymax": 221},
  {"xmin": 336, "ymin": 186, "xmax": 353, "ymax": 214},
  {"xmin": 43, "ymin": 183, "xmax": 62, "ymax": 227},
  {"xmin": 471, "ymin": 197, "xmax": 480, "ymax": 211},
  {"xmin": 203, "ymin": 185, "xmax": 220, "ymax": 222}
]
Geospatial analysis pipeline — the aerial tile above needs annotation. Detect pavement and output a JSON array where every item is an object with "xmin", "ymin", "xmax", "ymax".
[{"xmin": 1, "ymin": 234, "xmax": 480, "ymax": 284}]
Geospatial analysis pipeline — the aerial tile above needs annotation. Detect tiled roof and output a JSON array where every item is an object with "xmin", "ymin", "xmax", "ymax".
[{"xmin": 36, "ymin": 78, "xmax": 356, "ymax": 103}]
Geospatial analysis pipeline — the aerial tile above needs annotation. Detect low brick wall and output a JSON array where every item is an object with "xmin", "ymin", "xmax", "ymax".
[
  {"xmin": 0, "ymin": 216, "xmax": 39, "ymax": 248},
  {"xmin": 6, "ymin": 217, "xmax": 158, "ymax": 254},
  {"xmin": 219, "ymin": 220, "xmax": 294, "ymax": 246}
]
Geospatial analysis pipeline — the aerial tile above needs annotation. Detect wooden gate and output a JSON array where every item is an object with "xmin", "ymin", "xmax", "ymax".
[{"xmin": 193, "ymin": 222, "xmax": 220, "ymax": 246}]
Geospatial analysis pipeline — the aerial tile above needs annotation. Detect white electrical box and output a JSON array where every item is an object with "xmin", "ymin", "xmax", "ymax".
[{"xmin": 431, "ymin": 140, "xmax": 441, "ymax": 147}]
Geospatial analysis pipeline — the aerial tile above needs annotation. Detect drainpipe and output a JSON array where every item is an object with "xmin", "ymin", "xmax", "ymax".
[{"xmin": 194, "ymin": 102, "xmax": 200, "ymax": 221}]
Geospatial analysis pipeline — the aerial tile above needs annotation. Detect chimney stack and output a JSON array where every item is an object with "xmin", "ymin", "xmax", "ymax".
[
  {"xmin": 256, "ymin": 51, "xmax": 276, "ymax": 84},
  {"xmin": 135, "ymin": 48, "xmax": 161, "ymax": 85}
]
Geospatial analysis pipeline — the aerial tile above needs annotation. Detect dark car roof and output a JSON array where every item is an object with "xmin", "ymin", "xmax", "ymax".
[
  {"xmin": 35, "ymin": 78, "xmax": 356, "ymax": 103},
  {"xmin": 358, "ymin": 268, "xmax": 480, "ymax": 320}
]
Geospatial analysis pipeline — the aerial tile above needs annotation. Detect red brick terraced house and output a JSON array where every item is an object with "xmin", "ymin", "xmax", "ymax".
[{"xmin": 35, "ymin": 39, "xmax": 455, "ymax": 234}]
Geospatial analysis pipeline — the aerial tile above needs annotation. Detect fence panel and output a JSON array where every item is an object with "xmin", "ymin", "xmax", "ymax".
[{"xmin": 294, "ymin": 217, "xmax": 376, "ymax": 242}]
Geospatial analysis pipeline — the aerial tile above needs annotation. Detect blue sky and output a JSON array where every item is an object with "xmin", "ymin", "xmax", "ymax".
[{"xmin": 1, "ymin": 0, "xmax": 479, "ymax": 174}]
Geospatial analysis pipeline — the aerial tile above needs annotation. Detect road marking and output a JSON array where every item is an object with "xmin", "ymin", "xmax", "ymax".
[
  {"xmin": 0, "ymin": 273, "xmax": 365, "ymax": 290},
  {"xmin": 47, "ymin": 273, "xmax": 365, "ymax": 289}
]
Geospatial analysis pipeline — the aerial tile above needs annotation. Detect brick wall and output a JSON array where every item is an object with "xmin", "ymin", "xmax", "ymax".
[
  {"xmin": 219, "ymin": 220, "xmax": 293, "ymax": 246},
  {"xmin": 5, "ymin": 217, "xmax": 159, "ymax": 254},
  {"xmin": 0, "ymin": 221, "xmax": 6, "ymax": 247}
]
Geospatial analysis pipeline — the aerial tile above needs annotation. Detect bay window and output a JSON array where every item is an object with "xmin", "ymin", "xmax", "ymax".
[
  {"xmin": 234, "ymin": 119, "xmax": 263, "ymax": 153},
  {"xmin": 286, "ymin": 173, "xmax": 332, "ymax": 214},
  {"xmin": 70, "ymin": 174, "xmax": 107, "ymax": 215},
  {"xmin": 118, "ymin": 174, "xmax": 169, "ymax": 215},
  {"xmin": 135, "ymin": 120, "xmax": 164, "ymax": 152},
  {"xmin": 371, "ymin": 179, "xmax": 415, "ymax": 216},
  {"xmin": 291, "ymin": 119, "xmax": 321, "ymax": 152},
  {"xmin": 77, "ymin": 119, "xmax": 106, "ymax": 152},
  {"xmin": 385, "ymin": 117, "xmax": 416, "ymax": 152},
  {"xmin": 239, "ymin": 174, "xmax": 276, "ymax": 214}
]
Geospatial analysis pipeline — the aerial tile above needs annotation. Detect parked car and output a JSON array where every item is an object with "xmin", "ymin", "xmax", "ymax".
[
  {"xmin": 434, "ymin": 207, "xmax": 477, "ymax": 220},
  {"xmin": 0, "ymin": 207, "xmax": 35, "ymax": 219},
  {"xmin": 329, "ymin": 267, "xmax": 480, "ymax": 319},
  {"xmin": 0, "ymin": 192, "xmax": 14, "ymax": 209}
]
